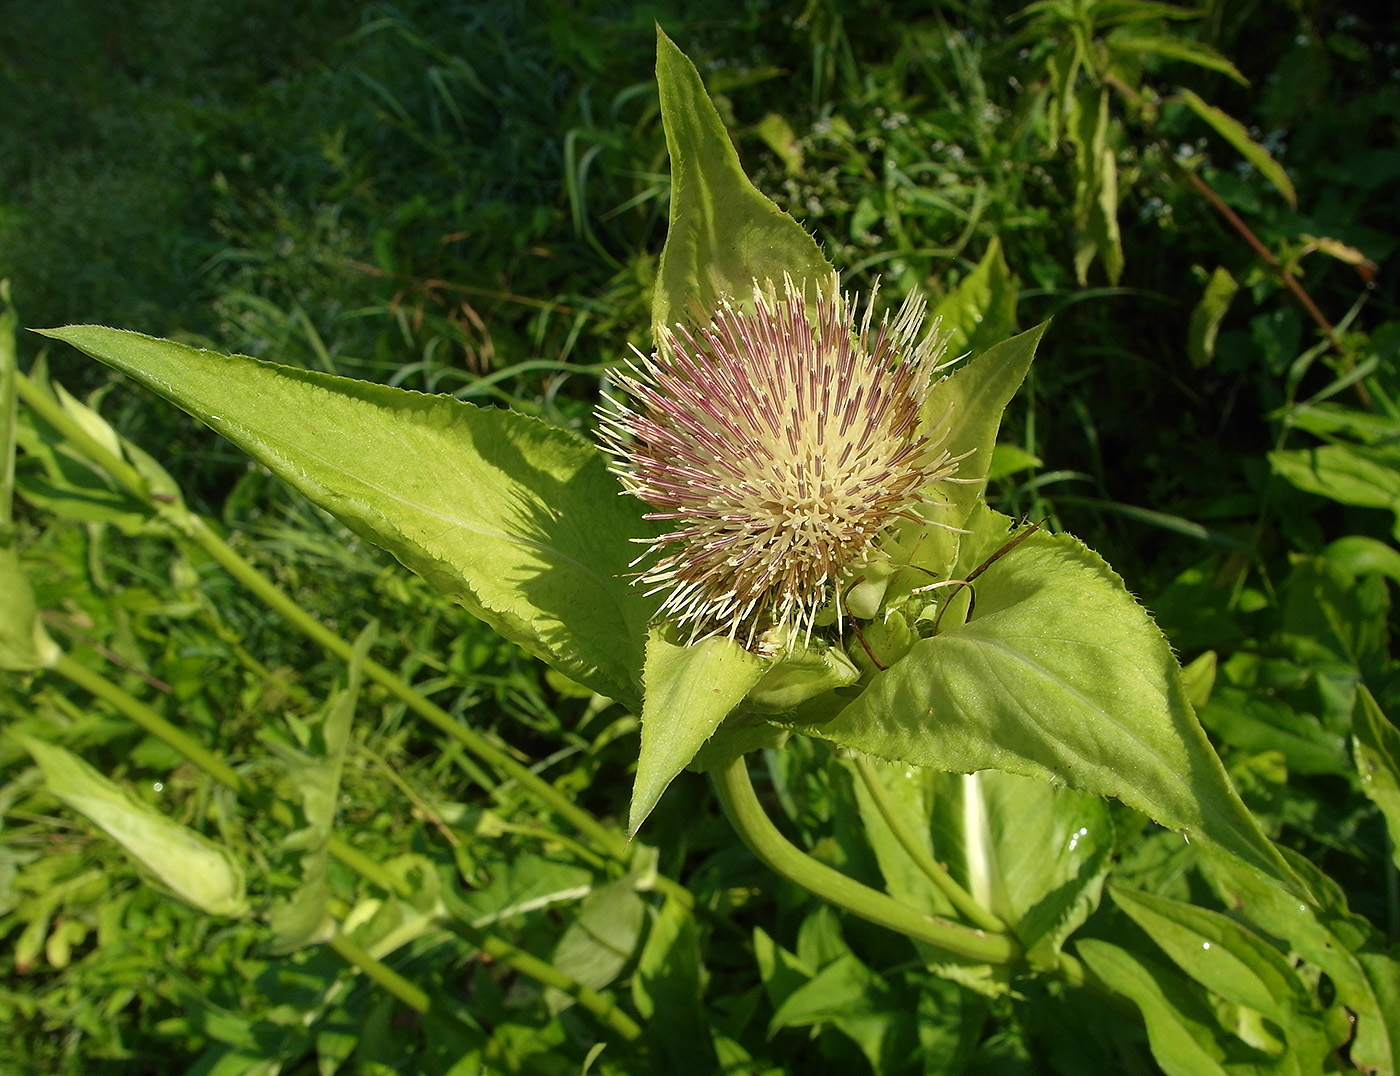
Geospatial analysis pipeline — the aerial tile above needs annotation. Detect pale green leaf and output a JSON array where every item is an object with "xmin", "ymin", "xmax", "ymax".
[
  {"xmin": 1352, "ymin": 685, "xmax": 1400, "ymax": 870},
  {"xmin": 1176, "ymin": 88, "xmax": 1297, "ymax": 207},
  {"xmin": 15, "ymin": 733, "xmax": 249, "ymax": 917},
  {"xmin": 1186, "ymin": 266, "xmax": 1238, "ymax": 369},
  {"xmin": 789, "ymin": 526, "xmax": 1300, "ymax": 894},
  {"xmin": 548, "ymin": 877, "xmax": 647, "ymax": 1012},
  {"xmin": 652, "ymin": 28, "xmax": 832, "ymax": 336},
  {"xmin": 1200, "ymin": 847, "xmax": 1400, "ymax": 1073},
  {"xmin": 630, "ymin": 628, "xmax": 765, "ymax": 835},
  {"xmin": 986, "ymin": 443, "xmax": 1042, "ymax": 482},
  {"xmin": 267, "ymin": 624, "xmax": 373, "ymax": 953},
  {"xmin": 1111, "ymin": 886, "xmax": 1331, "ymax": 1069},
  {"xmin": 41, "ymin": 325, "xmax": 655, "ymax": 705}
]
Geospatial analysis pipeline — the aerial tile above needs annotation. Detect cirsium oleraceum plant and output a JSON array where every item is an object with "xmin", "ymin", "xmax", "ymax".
[{"xmin": 600, "ymin": 274, "xmax": 960, "ymax": 650}]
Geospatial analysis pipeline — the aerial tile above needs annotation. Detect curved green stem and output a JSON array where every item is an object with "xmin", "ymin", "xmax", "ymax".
[
  {"xmin": 711, "ymin": 755, "xmax": 1021, "ymax": 966},
  {"xmin": 850, "ymin": 754, "xmax": 1010, "ymax": 935}
]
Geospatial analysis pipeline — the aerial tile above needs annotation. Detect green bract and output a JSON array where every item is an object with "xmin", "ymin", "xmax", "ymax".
[{"xmin": 45, "ymin": 28, "xmax": 1297, "ymax": 900}]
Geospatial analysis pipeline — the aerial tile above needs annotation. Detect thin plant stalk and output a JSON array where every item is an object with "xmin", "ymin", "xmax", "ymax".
[
  {"xmin": 850, "ymin": 753, "xmax": 1010, "ymax": 934},
  {"xmin": 711, "ymin": 754, "xmax": 1022, "ymax": 966}
]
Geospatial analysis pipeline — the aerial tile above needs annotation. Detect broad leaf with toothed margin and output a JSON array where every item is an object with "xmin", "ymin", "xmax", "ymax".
[{"xmin": 789, "ymin": 510, "xmax": 1300, "ymax": 895}]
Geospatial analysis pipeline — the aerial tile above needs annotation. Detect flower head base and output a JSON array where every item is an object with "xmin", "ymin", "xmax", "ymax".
[{"xmin": 601, "ymin": 275, "xmax": 959, "ymax": 648}]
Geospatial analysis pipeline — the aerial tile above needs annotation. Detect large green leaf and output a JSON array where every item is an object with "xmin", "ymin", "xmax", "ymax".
[
  {"xmin": 652, "ymin": 28, "xmax": 832, "ymax": 336},
  {"xmin": 629, "ymin": 628, "xmax": 765, "ymax": 835},
  {"xmin": 14, "ymin": 732, "xmax": 249, "ymax": 918},
  {"xmin": 41, "ymin": 326, "xmax": 656, "ymax": 705},
  {"xmin": 790, "ymin": 522, "xmax": 1299, "ymax": 894}
]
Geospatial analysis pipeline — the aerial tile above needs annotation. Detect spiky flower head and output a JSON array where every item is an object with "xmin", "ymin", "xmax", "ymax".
[{"xmin": 601, "ymin": 274, "xmax": 959, "ymax": 648}]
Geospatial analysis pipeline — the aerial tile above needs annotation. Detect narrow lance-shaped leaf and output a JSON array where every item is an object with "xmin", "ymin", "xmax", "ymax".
[
  {"xmin": 1176, "ymin": 88, "xmax": 1297, "ymax": 208},
  {"xmin": 652, "ymin": 27, "xmax": 832, "ymax": 336},
  {"xmin": 40, "ymin": 326, "xmax": 657, "ymax": 706},
  {"xmin": 15, "ymin": 732, "xmax": 249, "ymax": 918},
  {"xmin": 790, "ymin": 522, "xmax": 1302, "ymax": 895}
]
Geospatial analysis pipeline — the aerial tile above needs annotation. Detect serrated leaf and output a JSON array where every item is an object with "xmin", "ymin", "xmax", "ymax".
[
  {"xmin": 1187, "ymin": 266, "xmax": 1238, "ymax": 369},
  {"xmin": 14, "ymin": 733, "xmax": 249, "ymax": 917},
  {"xmin": 40, "ymin": 325, "xmax": 655, "ymax": 705},
  {"xmin": 629, "ymin": 628, "xmax": 765, "ymax": 835},
  {"xmin": 789, "ymin": 524, "xmax": 1301, "ymax": 895},
  {"xmin": 1176, "ymin": 88, "xmax": 1296, "ymax": 207},
  {"xmin": 652, "ymin": 28, "xmax": 832, "ymax": 336}
]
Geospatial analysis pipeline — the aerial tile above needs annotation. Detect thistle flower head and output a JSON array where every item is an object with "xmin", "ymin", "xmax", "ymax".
[{"xmin": 601, "ymin": 274, "xmax": 959, "ymax": 648}]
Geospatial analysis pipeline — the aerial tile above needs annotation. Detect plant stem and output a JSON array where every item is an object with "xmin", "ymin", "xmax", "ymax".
[
  {"xmin": 850, "ymin": 754, "xmax": 1010, "ymax": 934},
  {"xmin": 711, "ymin": 755, "xmax": 1022, "ymax": 966},
  {"xmin": 326, "ymin": 932, "xmax": 432, "ymax": 1014},
  {"xmin": 443, "ymin": 920, "xmax": 643, "ymax": 1042}
]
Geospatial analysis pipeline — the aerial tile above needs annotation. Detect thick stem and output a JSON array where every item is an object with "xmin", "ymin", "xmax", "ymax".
[
  {"xmin": 326, "ymin": 933, "xmax": 433, "ymax": 1014},
  {"xmin": 850, "ymin": 754, "xmax": 1010, "ymax": 934},
  {"xmin": 711, "ymin": 755, "xmax": 1021, "ymax": 966}
]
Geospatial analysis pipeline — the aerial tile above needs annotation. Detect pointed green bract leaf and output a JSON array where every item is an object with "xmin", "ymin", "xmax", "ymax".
[
  {"xmin": 1353, "ymin": 686, "xmax": 1400, "ymax": 869},
  {"xmin": 1176, "ymin": 89, "xmax": 1297, "ymax": 208},
  {"xmin": 1075, "ymin": 940, "xmax": 1232, "ymax": 1076},
  {"xmin": 630, "ymin": 628, "xmax": 765, "ymax": 834},
  {"xmin": 904, "ymin": 323, "xmax": 1046, "ymax": 578},
  {"xmin": 41, "ymin": 326, "xmax": 655, "ymax": 705},
  {"xmin": 652, "ymin": 28, "xmax": 832, "ymax": 336},
  {"xmin": 15, "ymin": 733, "xmax": 249, "ymax": 917},
  {"xmin": 790, "ymin": 528, "xmax": 1300, "ymax": 894}
]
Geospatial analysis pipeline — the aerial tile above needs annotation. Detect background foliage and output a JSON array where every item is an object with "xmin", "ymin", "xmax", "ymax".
[{"xmin": 3, "ymin": 0, "xmax": 1399, "ymax": 1073}]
